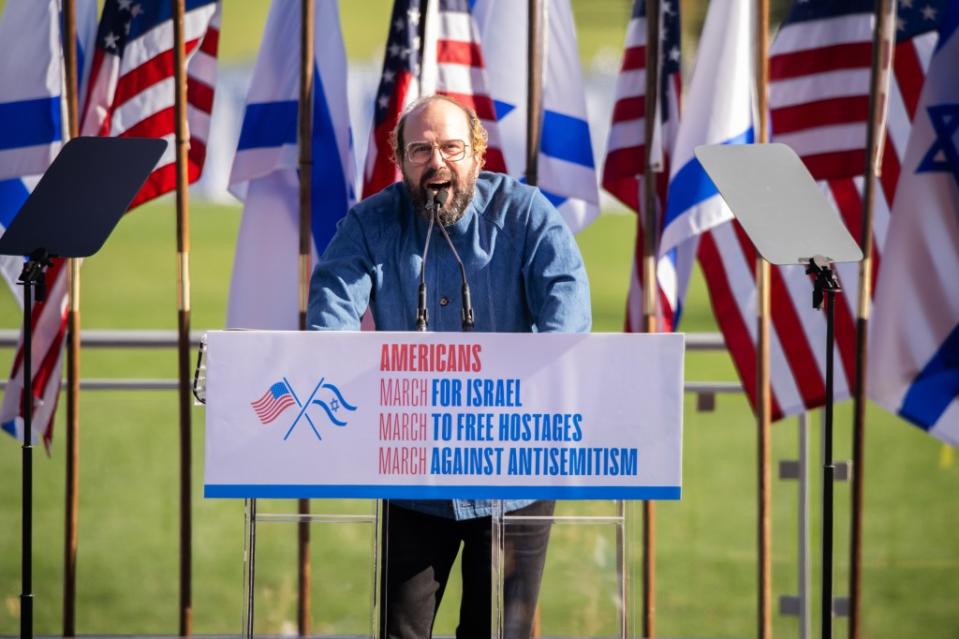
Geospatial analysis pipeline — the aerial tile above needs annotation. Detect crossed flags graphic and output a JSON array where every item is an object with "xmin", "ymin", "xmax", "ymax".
[{"xmin": 250, "ymin": 377, "xmax": 356, "ymax": 441}]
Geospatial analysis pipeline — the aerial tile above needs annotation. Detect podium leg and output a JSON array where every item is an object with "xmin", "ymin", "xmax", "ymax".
[{"xmin": 242, "ymin": 499, "xmax": 257, "ymax": 639}]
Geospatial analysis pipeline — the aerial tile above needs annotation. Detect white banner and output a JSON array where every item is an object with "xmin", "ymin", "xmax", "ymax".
[{"xmin": 203, "ymin": 331, "xmax": 684, "ymax": 500}]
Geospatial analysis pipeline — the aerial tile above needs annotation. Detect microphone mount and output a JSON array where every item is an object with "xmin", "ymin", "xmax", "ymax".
[{"xmin": 430, "ymin": 188, "xmax": 475, "ymax": 332}]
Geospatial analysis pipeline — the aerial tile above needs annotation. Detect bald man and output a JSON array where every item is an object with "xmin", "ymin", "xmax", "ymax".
[{"xmin": 308, "ymin": 95, "xmax": 590, "ymax": 639}]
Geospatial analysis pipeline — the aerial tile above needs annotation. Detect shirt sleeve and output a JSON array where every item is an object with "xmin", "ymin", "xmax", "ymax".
[
  {"xmin": 307, "ymin": 209, "xmax": 374, "ymax": 330},
  {"xmin": 522, "ymin": 190, "xmax": 592, "ymax": 333}
]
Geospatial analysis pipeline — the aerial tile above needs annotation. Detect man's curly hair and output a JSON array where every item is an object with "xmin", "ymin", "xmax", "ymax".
[{"xmin": 389, "ymin": 95, "xmax": 489, "ymax": 166}]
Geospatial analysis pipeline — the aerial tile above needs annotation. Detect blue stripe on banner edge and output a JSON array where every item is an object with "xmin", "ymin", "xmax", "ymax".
[{"xmin": 205, "ymin": 484, "xmax": 682, "ymax": 500}]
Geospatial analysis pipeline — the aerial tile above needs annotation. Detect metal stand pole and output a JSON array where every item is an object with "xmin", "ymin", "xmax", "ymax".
[
  {"xmin": 798, "ymin": 412, "xmax": 811, "ymax": 639},
  {"xmin": 805, "ymin": 256, "xmax": 840, "ymax": 639},
  {"xmin": 242, "ymin": 499, "xmax": 258, "ymax": 639},
  {"xmin": 822, "ymin": 287, "xmax": 836, "ymax": 639},
  {"xmin": 491, "ymin": 500, "xmax": 505, "ymax": 639},
  {"xmin": 20, "ymin": 271, "xmax": 35, "ymax": 639},
  {"xmin": 17, "ymin": 251, "xmax": 51, "ymax": 639}
]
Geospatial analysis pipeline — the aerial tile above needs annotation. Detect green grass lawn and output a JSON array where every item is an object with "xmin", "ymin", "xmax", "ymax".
[{"xmin": 0, "ymin": 201, "xmax": 956, "ymax": 637}]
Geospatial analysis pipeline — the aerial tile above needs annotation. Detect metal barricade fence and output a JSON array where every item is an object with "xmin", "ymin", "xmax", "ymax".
[{"xmin": 0, "ymin": 329, "xmax": 742, "ymax": 399}]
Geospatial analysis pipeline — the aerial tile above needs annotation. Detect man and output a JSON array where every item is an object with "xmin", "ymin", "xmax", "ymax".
[{"xmin": 307, "ymin": 95, "xmax": 590, "ymax": 638}]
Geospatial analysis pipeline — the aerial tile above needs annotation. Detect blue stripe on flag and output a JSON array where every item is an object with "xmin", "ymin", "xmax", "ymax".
[
  {"xmin": 540, "ymin": 110, "xmax": 595, "ymax": 168},
  {"xmin": 899, "ymin": 323, "xmax": 959, "ymax": 430},
  {"xmin": 1, "ymin": 420, "xmax": 15, "ymax": 438},
  {"xmin": 310, "ymin": 63, "xmax": 350, "ymax": 255},
  {"xmin": 0, "ymin": 179, "xmax": 30, "ymax": 228},
  {"xmin": 493, "ymin": 99, "xmax": 516, "ymax": 121},
  {"xmin": 0, "ymin": 98, "xmax": 62, "ymax": 151},
  {"xmin": 236, "ymin": 101, "xmax": 298, "ymax": 151},
  {"xmin": 663, "ymin": 128, "xmax": 754, "ymax": 227},
  {"xmin": 538, "ymin": 186, "xmax": 568, "ymax": 209}
]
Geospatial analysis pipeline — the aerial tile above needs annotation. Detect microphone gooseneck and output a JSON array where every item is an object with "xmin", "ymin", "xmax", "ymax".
[
  {"xmin": 416, "ymin": 197, "xmax": 437, "ymax": 332},
  {"xmin": 432, "ymin": 188, "xmax": 475, "ymax": 331}
]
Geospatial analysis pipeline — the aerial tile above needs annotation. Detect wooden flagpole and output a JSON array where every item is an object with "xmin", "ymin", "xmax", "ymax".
[
  {"xmin": 525, "ymin": 2, "xmax": 544, "ymax": 635},
  {"xmin": 850, "ymin": 2, "xmax": 897, "ymax": 637},
  {"xmin": 755, "ymin": 0, "xmax": 772, "ymax": 637},
  {"xmin": 297, "ymin": 0, "xmax": 316, "ymax": 634},
  {"xmin": 642, "ymin": 0, "xmax": 662, "ymax": 635},
  {"xmin": 171, "ymin": 0, "xmax": 193, "ymax": 634},
  {"xmin": 525, "ymin": 0, "xmax": 544, "ymax": 188},
  {"xmin": 61, "ymin": 0, "xmax": 80, "ymax": 634}
]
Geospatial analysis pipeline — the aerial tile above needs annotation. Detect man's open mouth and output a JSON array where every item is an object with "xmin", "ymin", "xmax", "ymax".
[{"xmin": 426, "ymin": 180, "xmax": 452, "ymax": 191}]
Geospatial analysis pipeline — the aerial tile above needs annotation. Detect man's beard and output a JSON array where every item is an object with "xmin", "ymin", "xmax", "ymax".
[{"xmin": 405, "ymin": 166, "xmax": 478, "ymax": 226}]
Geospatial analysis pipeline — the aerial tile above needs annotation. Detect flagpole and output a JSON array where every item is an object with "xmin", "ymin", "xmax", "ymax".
[
  {"xmin": 525, "ymin": 2, "xmax": 544, "ymax": 634},
  {"xmin": 525, "ymin": 0, "xmax": 544, "ymax": 188},
  {"xmin": 297, "ymin": 0, "xmax": 316, "ymax": 635},
  {"xmin": 641, "ymin": 0, "xmax": 662, "ymax": 635},
  {"xmin": 850, "ymin": 2, "xmax": 896, "ymax": 638},
  {"xmin": 755, "ymin": 0, "xmax": 772, "ymax": 638},
  {"xmin": 172, "ymin": 0, "xmax": 193, "ymax": 634},
  {"xmin": 61, "ymin": 0, "xmax": 81, "ymax": 635}
]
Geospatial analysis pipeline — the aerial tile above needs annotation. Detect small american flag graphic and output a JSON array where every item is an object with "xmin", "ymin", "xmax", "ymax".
[{"xmin": 251, "ymin": 381, "xmax": 296, "ymax": 425}]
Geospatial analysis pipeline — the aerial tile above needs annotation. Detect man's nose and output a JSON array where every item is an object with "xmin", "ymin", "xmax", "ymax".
[{"xmin": 426, "ymin": 145, "xmax": 446, "ymax": 168}]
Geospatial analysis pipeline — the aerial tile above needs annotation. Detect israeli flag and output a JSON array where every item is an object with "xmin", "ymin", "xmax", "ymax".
[
  {"xmin": 0, "ymin": 0, "xmax": 97, "ymax": 302},
  {"xmin": 658, "ymin": 0, "xmax": 754, "ymax": 326},
  {"xmin": 869, "ymin": 3, "xmax": 959, "ymax": 445},
  {"xmin": 227, "ymin": 0, "xmax": 355, "ymax": 329},
  {"xmin": 472, "ymin": 0, "xmax": 599, "ymax": 233}
]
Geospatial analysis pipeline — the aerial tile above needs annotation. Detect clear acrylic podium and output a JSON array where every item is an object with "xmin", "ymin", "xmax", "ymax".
[
  {"xmin": 239, "ymin": 499, "xmax": 646, "ymax": 638},
  {"xmin": 202, "ymin": 330, "xmax": 683, "ymax": 638}
]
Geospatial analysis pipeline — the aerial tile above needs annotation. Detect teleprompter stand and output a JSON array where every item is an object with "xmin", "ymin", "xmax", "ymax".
[
  {"xmin": 695, "ymin": 143, "xmax": 863, "ymax": 639},
  {"xmin": 0, "ymin": 136, "xmax": 165, "ymax": 639}
]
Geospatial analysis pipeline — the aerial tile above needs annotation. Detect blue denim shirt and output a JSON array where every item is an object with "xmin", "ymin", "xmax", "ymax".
[{"xmin": 307, "ymin": 171, "xmax": 591, "ymax": 519}]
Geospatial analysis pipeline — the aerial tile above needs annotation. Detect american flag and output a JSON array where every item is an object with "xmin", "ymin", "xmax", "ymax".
[
  {"xmin": 1, "ymin": 258, "xmax": 69, "ymax": 450},
  {"xmin": 363, "ymin": 0, "xmax": 424, "ymax": 198},
  {"xmin": 422, "ymin": 0, "xmax": 507, "ymax": 173},
  {"xmin": 79, "ymin": 0, "xmax": 221, "ymax": 210},
  {"xmin": 251, "ymin": 381, "xmax": 296, "ymax": 425},
  {"xmin": 698, "ymin": 0, "xmax": 943, "ymax": 420},
  {"xmin": 363, "ymin": 0, "xmax": 505, "ymax": 198},
  {"xmin": 602, "ymin": 0, "xmax": 682, "ymax": 332}
]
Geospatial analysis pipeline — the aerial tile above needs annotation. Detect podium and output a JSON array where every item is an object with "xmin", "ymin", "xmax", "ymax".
[{"xmin": 202, "ymin": 330, "xmax": 685, "ymax": 637}]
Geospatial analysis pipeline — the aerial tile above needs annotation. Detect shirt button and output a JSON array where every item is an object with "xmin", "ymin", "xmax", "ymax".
[{"xmin": 440, "ymin": 296, "xmax": 450, "ymax": 307}]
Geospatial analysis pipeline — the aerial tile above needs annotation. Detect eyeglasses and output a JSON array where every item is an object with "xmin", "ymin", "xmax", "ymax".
[{"xmin": 405, "ymin": 139, "xmax": 470, "ymax": 164}]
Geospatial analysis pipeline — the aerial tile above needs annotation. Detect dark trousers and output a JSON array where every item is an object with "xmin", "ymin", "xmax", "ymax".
[{"xmin": 380, "ymin": 500, "xmax": 555, "ymax": 639}]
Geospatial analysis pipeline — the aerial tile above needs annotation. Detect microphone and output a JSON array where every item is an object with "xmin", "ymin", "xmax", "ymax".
[
  {"xmin": 416, "ymin": 195, "xmax": 438, "ymax": 331},
  {"xmin": 432, "ymin": 189, "xmax": 475, "ymax": 331}
]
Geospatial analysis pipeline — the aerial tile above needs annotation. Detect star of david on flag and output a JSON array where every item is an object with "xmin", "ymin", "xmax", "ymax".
[
  {"xmin": 917, "ymin": 103, "xmax": 959, "ymax": 188},
  {"xmin": 869, "ymin": 0, "xmax": 959, "ymax": 445}
]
